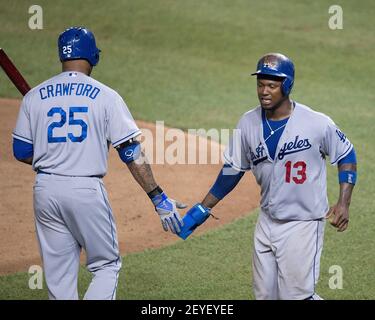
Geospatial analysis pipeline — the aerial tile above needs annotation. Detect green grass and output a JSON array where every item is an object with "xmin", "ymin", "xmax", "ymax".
[
  {"xmin": 0, "ymin": 213, "xmax": 256, "ymax": 300},
  {"xmin": 1, "ymin": 211, "xmax": 374, "ymax": 299},
  {"xmin": 0, "ymin": 0, "xmax": 374, "ymax": 299}
]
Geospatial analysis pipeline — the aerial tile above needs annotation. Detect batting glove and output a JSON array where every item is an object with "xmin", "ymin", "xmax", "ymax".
[
  {"xmin": 178, "ymin": 203, "xmax": 213, "ymax": 240},
  {"xmin": 151, "ymin": 193, "xmax": 186, "ymax": 234}
]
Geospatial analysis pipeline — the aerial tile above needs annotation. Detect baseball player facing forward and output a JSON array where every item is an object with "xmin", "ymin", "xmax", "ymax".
[
  {"xmin": 12, "ymin": 27, "xmax": 184, "ymax": 300},
  {"xmin": 190, "ymin": 53, "xmax": 357, "ymax": 299}
]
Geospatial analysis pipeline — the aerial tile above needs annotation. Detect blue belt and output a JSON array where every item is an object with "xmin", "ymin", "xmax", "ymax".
[{"xmin": 37, "ymin": 170, "xmax": 103, "ymax": 178}]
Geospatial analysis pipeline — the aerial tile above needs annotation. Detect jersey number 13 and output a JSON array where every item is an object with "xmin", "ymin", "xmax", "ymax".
[{"xmin": 285, "ymin": 161, "xmax": 307, "ymax": 184}]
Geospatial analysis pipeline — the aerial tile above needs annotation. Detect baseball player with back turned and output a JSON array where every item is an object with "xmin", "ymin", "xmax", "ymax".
[
  {"xmin": 12, "ymin": 26, "xmax": 185, "ymax": 300},
  {"xmin": 186, "ymin": 53, "xmax": 357, "ymax": 299}
]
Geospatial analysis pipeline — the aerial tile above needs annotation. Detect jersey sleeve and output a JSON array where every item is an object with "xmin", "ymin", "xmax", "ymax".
[
  {"xmin": 108, "ymin": 94, "xmax": 141, "ymax": 148},
  {"xmin": 321, "ymin": 117, "xmax": 353, "ymax": 165},
  {"xmin": 223, "ymin": 117, "xmax": 252, "ymax": 171},
  {"xmin": 12, "ymin": 97, "xmax": 33, "ymax": 144}
]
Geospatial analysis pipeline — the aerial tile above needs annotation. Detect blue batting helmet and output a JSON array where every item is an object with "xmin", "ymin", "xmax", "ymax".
[
  {"xmin": 251, "ymin": 53, "xmax": 295, "ymax": 96},
  {"xmin": 58, "ymin": 27, "xmax": 100, "ymax": 66}
]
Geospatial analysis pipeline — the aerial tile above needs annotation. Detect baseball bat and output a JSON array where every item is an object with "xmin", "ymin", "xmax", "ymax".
[{"xmin": 0, "ymin": 48, "xmax": 31, "ymax": 96}]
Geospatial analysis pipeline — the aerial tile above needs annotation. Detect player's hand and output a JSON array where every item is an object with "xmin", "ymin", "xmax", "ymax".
[
  {"xmin": 177, "ymin": 203, "xmax": 216, "ymax": 240},
  {"xmin": 151, "ymin": 193, "xmax": 186, "ymax": 234},
  {"xmin": 326, "ymin": 203, "xmax": 350, "ymax": 232}
]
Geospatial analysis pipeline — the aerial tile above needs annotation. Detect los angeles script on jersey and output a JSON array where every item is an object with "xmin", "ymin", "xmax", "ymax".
[
  {"xmin": 277, "ymin": 135, "xmax": 312, "ymax": 160},
  {"xmin": 250, "ymin": 143, "xmax": 268, "ymax": 165}
]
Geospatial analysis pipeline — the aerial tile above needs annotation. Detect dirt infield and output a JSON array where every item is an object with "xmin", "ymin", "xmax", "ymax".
[{"xmin": 0, "ymin": 98, "xmax": 260, "ymax": 275}]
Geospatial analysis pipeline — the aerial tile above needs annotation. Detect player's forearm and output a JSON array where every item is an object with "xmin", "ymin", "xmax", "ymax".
[
  {"xmin": 202, "ymin": 164, "xmax": 245, "ymax": 209},
  {"xmin": 201, "ymin": 192, "xmax": 221, "ymax": 209},
  {"xmin": 338, "ymin": 183, "xmax": 354, "ymax": 207},
  {"xmin": 126, "ymin": 151, "xmax": 158, "ymax": 193},
  {"xmin": 337, "ymin": 163, "xmax": 356, "ymax": 206}
]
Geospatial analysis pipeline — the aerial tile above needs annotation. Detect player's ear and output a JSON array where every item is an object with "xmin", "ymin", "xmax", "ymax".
[{"xmin": 88, "ymin": 65, "xmax": 93, "ymax": 76}]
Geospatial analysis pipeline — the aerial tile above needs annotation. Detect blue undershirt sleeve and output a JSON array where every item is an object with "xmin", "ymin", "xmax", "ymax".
[
  {"xmin": 209, "ymin": 164, "xmax": 245, "ymax": 200},
  {"xmin": 13, "ymin": 138, "xmax": 33, "ymax": 160},
  {"xmin": 338, "ymin": 147, "xmax": 357, "ymax": 165}
]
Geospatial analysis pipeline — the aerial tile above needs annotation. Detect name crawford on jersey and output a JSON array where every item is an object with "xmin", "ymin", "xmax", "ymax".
[{"xmin": 39, "ymin": 81, "xmax": 101, "ymax": 100}]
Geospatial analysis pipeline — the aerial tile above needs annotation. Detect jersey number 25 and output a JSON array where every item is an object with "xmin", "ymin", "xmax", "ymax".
[{"xmin": 47, "ymin": 106, "xmax": 88, "ymax": 143}]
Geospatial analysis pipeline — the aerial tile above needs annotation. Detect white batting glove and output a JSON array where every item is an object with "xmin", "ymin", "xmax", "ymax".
[{"xmin": 151, "ymin": 193, "xmax": 186, "ymax": 234}]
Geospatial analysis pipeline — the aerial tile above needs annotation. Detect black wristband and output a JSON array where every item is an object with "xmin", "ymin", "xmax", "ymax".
[{"xmin": 147, "ymin": 186, "xmax": 163, "ymax": 199}]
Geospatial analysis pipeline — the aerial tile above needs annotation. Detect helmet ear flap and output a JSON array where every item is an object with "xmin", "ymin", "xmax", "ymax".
[
  {"xmin": 282, "ymin": 77, "xmax": 293, "ymax": 96},
  {"xmin": 93, "ymin": 49, "xmax": 100, "ymax": 65}
]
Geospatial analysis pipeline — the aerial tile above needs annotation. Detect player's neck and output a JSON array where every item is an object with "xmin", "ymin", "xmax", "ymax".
[
  {"xmin": 62, "ymin": 60, "xmax": 93, "ymax": 76},
  {"xmin": 265, "ymin": 98, "xmax": 293, "ymax": 120}
]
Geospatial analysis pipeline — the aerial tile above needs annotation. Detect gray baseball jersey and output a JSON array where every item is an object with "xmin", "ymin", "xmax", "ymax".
[
  {"xmin": 13, "ymin": 71, "xmax": 140, "ymax": 299},
  {"xmin": 224, "ymin": 102, "xmax": 353, "ymax": 221},
  {"xmin": 13, "ymin": 71, "xmax": 141, "ymax": 176}
]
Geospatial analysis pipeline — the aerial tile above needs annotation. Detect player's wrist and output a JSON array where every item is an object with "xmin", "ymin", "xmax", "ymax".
[
  {"xmin": 337, "ymin": 198, "xmax": 351, "ymax": 207},
  {"xmin": 147, "ymin": 185, "xmax": 163, "ymax": 198},
  {"xmin": 147, "ymin": 186, "xmax": 167, "ymax": 206},
  {"xmin": 198, "ymin": 202, "xmax": 211, "ymax": 212}
]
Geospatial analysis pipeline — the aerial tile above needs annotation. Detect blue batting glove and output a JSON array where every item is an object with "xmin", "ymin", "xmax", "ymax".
[{"xmin": 178, "ymin": 203, "xmax": 211, "ymax": 240}]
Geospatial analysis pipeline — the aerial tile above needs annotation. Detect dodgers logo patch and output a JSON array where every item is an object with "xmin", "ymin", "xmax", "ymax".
[
  {"xmin": 278, "ymin": 135, "xmax": 312, "ymax": 160},
  {"xmin": 250, "ymin": 143, "xmax": 268, "ymax": 165},
  {"xmin": 263, "ymin": 55, "xmax": 278, "ymax": 70}
]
